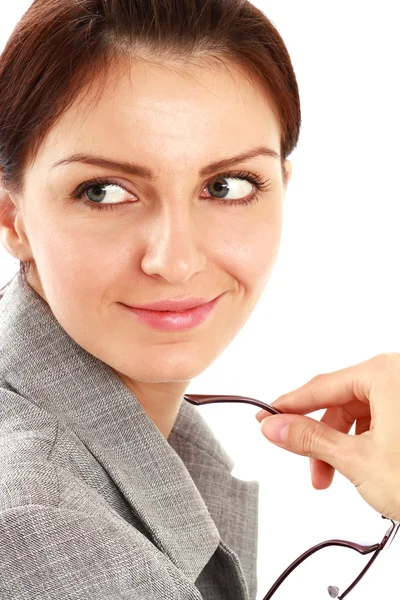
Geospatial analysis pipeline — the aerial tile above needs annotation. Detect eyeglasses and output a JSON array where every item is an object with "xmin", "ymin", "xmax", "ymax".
[{"xmin": 184, "ymin": 394, "xmax": 400, "ymax": 599}]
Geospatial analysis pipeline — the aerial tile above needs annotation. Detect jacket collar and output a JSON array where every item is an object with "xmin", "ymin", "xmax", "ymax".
[{"xmin": 0, "ymin": 273, "xmax": 259, "ymax": 588}]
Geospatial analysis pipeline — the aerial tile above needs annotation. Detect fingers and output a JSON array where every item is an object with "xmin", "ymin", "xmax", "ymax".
[
  {"xmin": 310, "ymin": 412, "xmax": 371, "ymax": 488},
  {"xmin": 309, "ymin": 405, "xmax": 356, "ymax": 489},
  {"xmin": 310, "ymin": 457, "xmax": 335, "ymax": 489},
  {"xmin": 255, "ymin": 409, "xmax": 269, "ymax": 422},
  {"xmin": 270, "ymin": 359, "xmax": 373, "ymax": 415}
]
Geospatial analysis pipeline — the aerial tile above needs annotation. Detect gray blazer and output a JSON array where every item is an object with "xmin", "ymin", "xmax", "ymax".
[{"xmin": 0, "ymin": 273, "xmax": 259, "ymax": 599}]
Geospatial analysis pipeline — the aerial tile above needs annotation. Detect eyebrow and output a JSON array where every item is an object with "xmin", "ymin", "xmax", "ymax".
[{"xmin": 51, "ymin": 146, "xmax": 280, "ymax": 180}]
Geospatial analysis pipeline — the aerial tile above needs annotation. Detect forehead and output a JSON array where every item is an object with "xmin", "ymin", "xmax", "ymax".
[{"xmin": 34, "ymin": 58, "xmax": 281, "ymax": 171}]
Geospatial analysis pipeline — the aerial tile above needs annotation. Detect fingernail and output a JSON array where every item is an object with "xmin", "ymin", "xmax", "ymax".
[{"xmin": 261, "ymin": 417, "xmax": 288, "ymax": 443}]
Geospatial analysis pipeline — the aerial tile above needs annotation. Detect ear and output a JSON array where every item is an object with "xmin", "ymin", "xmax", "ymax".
[
  {"xmin": 0, "ymin": 169, "xmax": 32, "ymax": 263},
  {"xmin": 283, "ymin": 159, "xmax": 293, "ymax": 191}
]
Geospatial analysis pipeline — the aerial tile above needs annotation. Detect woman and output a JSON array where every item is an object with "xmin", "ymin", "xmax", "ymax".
[{"xmin": 0, "ymin": 1, "xmax": 398, "ymax": 599}]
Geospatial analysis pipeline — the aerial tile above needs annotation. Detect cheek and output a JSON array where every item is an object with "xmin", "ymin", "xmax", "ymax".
[
  {"xmin": 25, "ymin": 217, "xmax": 123, "ymax": 348},
  {"xmin": 27, "ymin": 210, "xmax": 124, "ymax": 300},
  {"xmin": 219, "ymin": 215, "xmax": 282, "ymax": 292}
]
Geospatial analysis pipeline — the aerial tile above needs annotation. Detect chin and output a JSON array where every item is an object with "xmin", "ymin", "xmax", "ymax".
[
  {"xmin": 112, "ymin": 360, "xmax": 207, "ymax": 385},
  {"xmin": 129, "ymin": 366, "xmax": 203, "ymax": 383}
]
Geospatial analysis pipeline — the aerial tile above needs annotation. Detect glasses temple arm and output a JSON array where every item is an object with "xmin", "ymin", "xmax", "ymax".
[{"xmin": 184, "ymin": 394, "xmax": 284, "ymax": 415}]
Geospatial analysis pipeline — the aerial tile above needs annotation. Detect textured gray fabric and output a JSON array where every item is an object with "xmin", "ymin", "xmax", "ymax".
[{"xmin": 0, "ymin": 272, "xmax": 259, "ymax": 599}]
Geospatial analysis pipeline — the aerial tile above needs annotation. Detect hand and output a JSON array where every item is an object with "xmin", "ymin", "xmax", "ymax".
[{"xmin": 255, "ymin": 352, "xmax": 400, "ymax": 521}]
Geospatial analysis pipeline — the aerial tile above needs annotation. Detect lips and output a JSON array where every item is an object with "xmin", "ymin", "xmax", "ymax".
[
  {"xmin": 119, "ymin": 294, "xmax": 224, "ymax": 332},
  {"xmin": 123, "ymin": 296, "xmax": 220, "ymax": 312}
]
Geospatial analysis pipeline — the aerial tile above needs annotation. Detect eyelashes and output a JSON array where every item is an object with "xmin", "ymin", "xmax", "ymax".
[{"xmin": 68, "ymin": 169, "xmax": 273, "ymax": 213}]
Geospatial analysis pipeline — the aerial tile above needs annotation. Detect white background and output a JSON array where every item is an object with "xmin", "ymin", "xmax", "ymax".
[{"xmin": 1, "ymin": 2, "xmax": 399, "ymax": 598}]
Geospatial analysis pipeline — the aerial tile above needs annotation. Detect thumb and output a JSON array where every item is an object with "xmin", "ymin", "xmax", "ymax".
[{"xmin": 260, "ymin": 414, "xmax": 361, "ymax": 483}]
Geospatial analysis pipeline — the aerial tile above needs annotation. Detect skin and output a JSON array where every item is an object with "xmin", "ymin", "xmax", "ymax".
[
  {"xmin": 255, "ymin": 352, "xmax": 400, "ymax": 521},
  {"xmin": 0, "ymin": 57, "xmax": 292, "ymax": 440}
]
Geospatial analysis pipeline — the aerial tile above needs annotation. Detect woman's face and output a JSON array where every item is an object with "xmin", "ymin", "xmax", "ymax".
[{"xmin": 5, "ymin": 58, "xmax": 292, "ymax": 384}]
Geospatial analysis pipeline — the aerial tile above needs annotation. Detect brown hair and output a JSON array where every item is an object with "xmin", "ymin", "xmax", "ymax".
[{"xmin": 0, "ymin": 0, "xmax": 301, "ymax": 298}]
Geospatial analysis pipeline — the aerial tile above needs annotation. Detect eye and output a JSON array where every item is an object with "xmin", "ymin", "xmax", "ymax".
[
  {"xmin": 204, "ymin": 173, "xmax": 257, "ymax": 203},
  {"xmin": 69, "ymin": 170, "xmax": 272, "ymax": 212},
  {"xmin": 203, "ymin": 170, "xmax": 272, "ymax": 206},
  {"xmin": 70, "ymin": 177, "xmax": 134, "ymax": 212},
  {"xmin": 84, "ymin": 183, "xmax": 125, "ymax": 205}
]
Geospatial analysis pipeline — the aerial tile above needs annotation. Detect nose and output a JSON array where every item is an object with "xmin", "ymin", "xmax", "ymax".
[{"xmin": 140, "ymin": 201, "xmax": 207, "ymax": 285}]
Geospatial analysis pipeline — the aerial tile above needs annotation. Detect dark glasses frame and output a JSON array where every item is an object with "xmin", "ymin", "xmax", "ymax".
[{"xmin": 184, "ymin": 394, "xmax": 400, "ymax": 599}]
